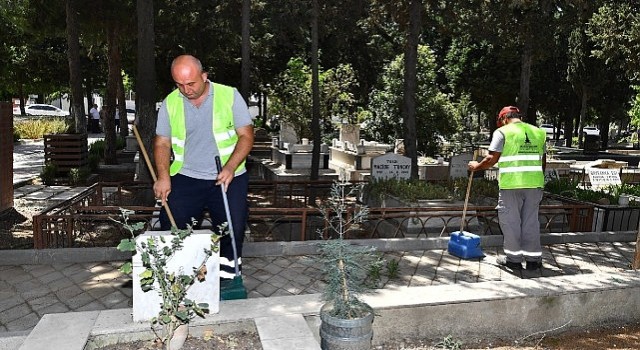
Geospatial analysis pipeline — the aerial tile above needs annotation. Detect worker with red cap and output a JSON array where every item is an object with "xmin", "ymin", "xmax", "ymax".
[{"xmin": 468, "ymin": 106, "xmax": 547, "ymax": 271}]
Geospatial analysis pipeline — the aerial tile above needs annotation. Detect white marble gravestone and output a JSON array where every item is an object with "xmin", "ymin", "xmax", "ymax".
[
  {"xmin": 279, "ymin": 122, "xmax": 298, "ymax": 148},
  {"xmin": 132, "ymin": 230, "xmax": 220, "ymax": 322},
  {"xmin": 371, "ymin": 153, "xmax": 411, "ymax": 180},
  {"xmin": 340, "ymin": 124, "xmax": 360, "ymax": 146},
  {"xmin": 588, "ymin": 168, "xmax": 622, "ymax": 189},
  {"xmin": 449, "ymin": 153, "xmax": 474, "ymax": 179}
]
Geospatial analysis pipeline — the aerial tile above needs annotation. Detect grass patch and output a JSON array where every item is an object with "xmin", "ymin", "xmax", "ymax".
[{"xmin": 14, "ymin": 117, "xmax": 71, "ymax": 139}]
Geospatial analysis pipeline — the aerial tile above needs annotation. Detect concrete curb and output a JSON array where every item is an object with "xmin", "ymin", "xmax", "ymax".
[
  {"xmin": 17, "ymin": 271, "xmax": 640, "ymax": 350},
  {"xmin": 2, "ymin": 231, "xmax": 636, "ymax": 265}
]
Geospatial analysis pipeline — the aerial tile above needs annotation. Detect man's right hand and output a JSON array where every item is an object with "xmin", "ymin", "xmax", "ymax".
[{"xmin": 153, "ymin": 177, "xmax": 172, "ymax": 206}]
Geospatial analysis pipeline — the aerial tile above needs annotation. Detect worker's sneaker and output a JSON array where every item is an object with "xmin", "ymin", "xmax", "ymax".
[
  {"xmin": 496, "ymin": 256, "xmax": 522, "ymax": 270},
  {"xmin": 526, "ymin": 261, "xmax": 542, "ymax": 270}
]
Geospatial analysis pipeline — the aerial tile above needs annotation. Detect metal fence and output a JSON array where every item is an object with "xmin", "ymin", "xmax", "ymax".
[{"xmin": 32, "ymin": 181, "xmax": 594, "ymax": 249}]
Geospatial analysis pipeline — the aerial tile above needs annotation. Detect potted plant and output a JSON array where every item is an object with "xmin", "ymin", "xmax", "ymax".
[
  {"xmin": 116, "ymin": 209, "xmax": 221, "ymax": 350},
  {"xmin": 316, "ymin": 179, "xmax": 383, "ymax": 350}
]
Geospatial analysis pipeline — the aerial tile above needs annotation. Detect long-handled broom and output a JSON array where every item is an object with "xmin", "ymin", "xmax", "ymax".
[
  {"xmin": 447, "ymin": 150, "xmax": 485, "ymax": 259},
  {"xmin": 132, "ymin": 125, "xmax": 177, "ymax": 228},
  {"xmin": 215, "ymin": 156, "xmax": 247, "ymax": 300}
]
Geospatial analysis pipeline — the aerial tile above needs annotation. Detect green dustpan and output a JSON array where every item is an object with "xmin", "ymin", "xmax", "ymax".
[
  {"xmin": 216, "ymin": 156, "xmax": 248, "ymax": 300},
  {"xmin": 220, "ymin": 276, "xmax": 247, "ymax": 300}
]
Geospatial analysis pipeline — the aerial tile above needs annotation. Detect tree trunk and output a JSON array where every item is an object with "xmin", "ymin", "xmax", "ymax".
[
  {"xmin": 136, "ymin": 0, "xmax": 157, "ymax": 183},
  {"xmin": 518, "ymin": 38, "xmax": 532, "ymax": 120},
  {"xmin": 65, "ymin": 0, "xmax": 86, "ymax": 134},
  {"xmin": 240, "ymin": 0, "xmax": 251, "ymax": 102},
  {"xmin": 578, "ymin": 87, "xmax": 588, "ymax": 149},
  {"xmin": 104, "ymin": 23, "xmax": 120, "ymax": 165},
  {"xmin": 402, "ymin": 0, "xmax": 421, "ymax": 179},
  {"xmin": 117, "ymin": 73, "xmax": 128, "ymax": 137},
  {"xmin": 310, "ymin": 0, "xmax": 321, "ymax": 182}
]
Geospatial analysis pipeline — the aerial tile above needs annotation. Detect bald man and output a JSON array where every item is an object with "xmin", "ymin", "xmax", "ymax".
[{"xmin": 154, "ymin": 54, "xmax": 254, "ymax": 282}]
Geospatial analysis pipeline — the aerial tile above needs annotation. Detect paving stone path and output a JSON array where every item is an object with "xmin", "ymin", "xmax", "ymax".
[{"xmin": 1, "ymin": 241, "xmax": 635, "ymax": 333}]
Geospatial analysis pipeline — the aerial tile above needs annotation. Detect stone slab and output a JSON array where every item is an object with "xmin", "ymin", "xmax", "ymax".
[
  {"xmin": 256, "ymin": 314, "xmax": 321, "ymax": 350},
  {"xmin": 18, "ymin": 311, "xmax": 99, "ymax": 350}
]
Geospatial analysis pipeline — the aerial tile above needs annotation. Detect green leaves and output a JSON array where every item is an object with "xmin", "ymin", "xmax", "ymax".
[
  {"xmin": 113, "ymin": 207, "xmax": 219, "ymax": 345},
  {"xmin": 117, "ymin": 238, "xmax": 136, "ymax": 252},
  {"xmin": 317, "ymin": 180, "xmax": 385, "ymax": 319},
  {"xmin": 119, "ymin": 262, "xmax": 132, "ymax": 275}
]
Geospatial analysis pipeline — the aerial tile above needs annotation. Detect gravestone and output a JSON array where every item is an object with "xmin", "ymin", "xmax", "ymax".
[
  {"xmin": 449, "ymin": 153, "xmax": 473, "ymax": 179},
  {"xmin": 588, "ymin": 168, "xmax": 621, "ymax": 189},
  {"xmin": 279, "ymin": 122, "xmax": 298, "ymax": 149},
  {"xmin": 371, "ymin": 153, "xmax": 411, "ymax": 180},
  {"xmin": 340, "ymin": 124, "xmax": 360, "ymax": 146},
  {"xmin": 132, "ymin": 230, "xmax": 220, "ymax": 322}
]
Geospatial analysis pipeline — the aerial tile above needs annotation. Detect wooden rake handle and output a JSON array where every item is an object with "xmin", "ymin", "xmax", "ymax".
[{"xmin": 133, "ymin": 125, "xmax": 177, "ymax": 228}]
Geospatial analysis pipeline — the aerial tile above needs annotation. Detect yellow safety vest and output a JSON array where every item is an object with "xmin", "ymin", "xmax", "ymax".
[{"xmin": 165, "ymin": 82, "xmax": 245, "ymax": 176}]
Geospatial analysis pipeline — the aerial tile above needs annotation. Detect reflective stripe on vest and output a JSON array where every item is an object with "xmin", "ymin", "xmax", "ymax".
[
  {"xmin": 497, "ymin": 122, "xmax": 546, "ymax": 189},
  {"xmin": 166, "ymin": 82, "xmax": 245, "ymax": 176}
]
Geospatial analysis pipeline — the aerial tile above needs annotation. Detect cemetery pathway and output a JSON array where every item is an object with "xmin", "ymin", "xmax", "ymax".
[
  {"xmin": 0, "ymin": 240, "xmax": 636, "ymax": 334},
  {"xmin": 13, "ymin": 134, "xmax": 105, "ymax": 187},
  {"xmin": 13, "ymin": 140, "xmax": 45, "ymax": 187}
]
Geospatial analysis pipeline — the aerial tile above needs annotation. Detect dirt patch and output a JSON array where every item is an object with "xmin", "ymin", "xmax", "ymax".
[
  {"xmin": 94, "ymin": 330, "xmax": 262, "ymax": 350},
  {"xmin": 374, "ymin": 323, "xmax": 640, "ymax": 349}
]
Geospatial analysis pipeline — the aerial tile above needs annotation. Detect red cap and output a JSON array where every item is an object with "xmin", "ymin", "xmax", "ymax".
[{"xmin": 498, "ymin": 106, "xmax": 520, "ymax": 119}]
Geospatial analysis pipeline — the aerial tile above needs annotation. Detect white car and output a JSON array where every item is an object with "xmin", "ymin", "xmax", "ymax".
[
  {"xmin": 539, "ymin": 124, "xmax": 563, "ymax": 137},
  {"xmin": 17, "ymin": 104, "xmax": 70, "ymax": 117},
  {"xmin": 583, "ymin": 126, "xmax": 600, "ymax": 136}
]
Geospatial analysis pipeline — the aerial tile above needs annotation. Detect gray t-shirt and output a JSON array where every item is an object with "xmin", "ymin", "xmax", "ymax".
[{"xmin": 156, "ymin": 81, "xmax": 253, "ymax": 180}]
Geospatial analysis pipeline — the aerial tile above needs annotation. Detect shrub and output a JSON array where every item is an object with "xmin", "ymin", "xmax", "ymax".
[
  {"xmin": 447, "ymin": 177, "xmax": 498, "ymax": 201},
  {"xmin": 89, "ymin": 140, "xmax": 105, "ymax": 157},
  {"xmin": 14, "ymin": 117, "xmax": 70, "ymax": 139},
  {"xmin": 544, "ymin": 178, "xmax": 639, "ymax": 206},
  {"xmin": 364, "ymin": 178, "xmax": 450, "ymax": 202},
  {"xmin": 40, "ymin": 162, "xmax": 58, "ymax": 185},
  {"xmin": 88, "ymin": 153, "xmax": 101, "ymax": 172},
  {"xmin": 68, "ymin": 167, "xmax": 92, "ymax": 185}
]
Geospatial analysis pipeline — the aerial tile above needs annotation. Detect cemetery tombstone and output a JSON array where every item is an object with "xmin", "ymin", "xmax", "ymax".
[
  {"xmin": 588, "ymin": 168, "xmax": 621, "ymax": 189},
  {"xmin": 449, "ymin": 153, "xmax": 474, "ymax": 179},
  {"xmin": 132, "ymin": 230, "xmax": 220, "ymax": 322},
  {"xmin": 279, "ymin": 122, "xmax": 298, "ymax": 149},
  {"xmin": 340, "ymin": 124, "xmax": 360, "ymax": 146},
  {"xmin": 371, "ymin": 153, "xmax": 411, "ymax": 180}
]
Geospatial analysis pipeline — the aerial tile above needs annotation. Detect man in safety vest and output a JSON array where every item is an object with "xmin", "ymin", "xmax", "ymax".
[
  {"xmin": 154, "ymin": 54, "xmax": 254, "ymax": 281},
  {"xmin": 468, "ymin": 106, "xmax": 546, "ymax": 271}
]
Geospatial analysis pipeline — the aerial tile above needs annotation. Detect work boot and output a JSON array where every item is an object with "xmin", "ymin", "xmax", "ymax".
[
  {"xmin": 496, "ymin": 256, "xmax": 522, "ymax": 270},
  {"xmin": 526, "ymin": 261, "xmax": 542, "ymax": 270}
]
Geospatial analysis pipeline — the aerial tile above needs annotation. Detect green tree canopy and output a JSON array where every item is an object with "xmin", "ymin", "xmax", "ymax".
[{"xmin": 363, "ymin": 45, "xmax": 459, "ymax": 156}]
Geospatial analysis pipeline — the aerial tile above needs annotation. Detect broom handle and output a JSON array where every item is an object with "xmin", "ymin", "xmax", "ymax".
[
  {"xmin": 133, "ymin": 125, "xmax": 177, "ymax": 228},
  {"xmin": 215, "ymin": 156, "xmax": 241, "ymax": 277},
  {"xmin": 460, "ymin": 150, "xmax": 478, "ymax": 233}
]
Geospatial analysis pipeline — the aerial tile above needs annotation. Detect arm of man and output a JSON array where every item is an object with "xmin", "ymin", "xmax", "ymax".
[
  {"xmin": 216, "ymin": 124, "xmax": 254, "ymax": 190},
  {"xmin": 468, "ymin": 128, "xmax": 503, "ymax": 172},
  {"xmin": 153, "ymin": 135, "xmax": 173, "ymax": 205},
  {"xmin": 468, "ymin": 151, "xmax": 501, "ymax": 171}
]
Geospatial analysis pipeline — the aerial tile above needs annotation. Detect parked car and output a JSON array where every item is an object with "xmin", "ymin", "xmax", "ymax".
[
  {"xmin": 583, "ymin": 126, "xmax": 600, "ymax": 136},
  {"xmin": 15, "ymin": 104, "xmax": 70, "ymax": 117},
  {"xmin": 539, "ymin": 124, "xmax": 563, "ymax": 138}
]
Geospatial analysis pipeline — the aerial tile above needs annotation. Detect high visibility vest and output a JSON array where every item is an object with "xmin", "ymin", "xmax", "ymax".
[
  {"xmin": 165, "ymin": 82, "xmax": 245, "ymax": 176},
  {"xmin": 497, "ymin": 122, "xmax": 546, "ymax": 189}
]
